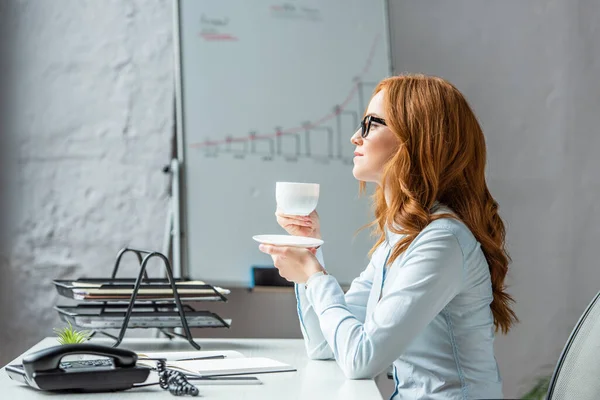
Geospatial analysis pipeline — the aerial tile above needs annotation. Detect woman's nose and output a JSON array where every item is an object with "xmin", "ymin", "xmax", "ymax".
[{"xmin": 350, "ymin": 129, "xmax": 362, "ymax": 145}]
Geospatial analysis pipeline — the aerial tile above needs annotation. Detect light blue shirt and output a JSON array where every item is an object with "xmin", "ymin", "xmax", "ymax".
[{"xmin": 295, "ymin": 213, "xmax": 503, "ymax": 399}]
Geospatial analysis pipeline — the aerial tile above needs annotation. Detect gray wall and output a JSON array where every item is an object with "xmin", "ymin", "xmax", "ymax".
[
  {"xmin": 1, "ymin": 1, "xmax": 599, "ymax": 398},
  {"xmin": 387, "ymin": 0, "xmax": 600, "ymax": 395},
  {"xmin": 1, "ymin": 0, "xmax": 174, "ymax": 361}
]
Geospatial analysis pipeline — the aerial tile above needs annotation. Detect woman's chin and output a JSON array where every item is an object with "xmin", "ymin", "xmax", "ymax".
[
  {"xmin": 352, "ymin": 167, "xmax": 365, "ymax": 181},
  {"xmin": 352, "ymin": 168, "xmax": 377, "ymax": 184}
]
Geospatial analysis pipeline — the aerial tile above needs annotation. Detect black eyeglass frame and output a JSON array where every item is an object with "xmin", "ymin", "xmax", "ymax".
[{"xmin": 359, "ymin": 115, "xmax": 387, "ymax": 138}]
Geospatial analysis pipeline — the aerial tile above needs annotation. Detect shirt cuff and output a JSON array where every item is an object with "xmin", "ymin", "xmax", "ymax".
[
  {"xmin": 315, "ymin": 246, "xmax": 325, "ymax": 268},
  {"xmin": 305, "ymin": 273, "xmax": 346, "ymax": 315},
  {"xmin": 305, "ymin": 271, "xmax": 325, "ymax": 288}
]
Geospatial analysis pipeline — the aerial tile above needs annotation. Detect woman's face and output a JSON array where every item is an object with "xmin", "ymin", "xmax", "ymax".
[{"xmin": 351, "ymin": 90, "xmax": 400, "ymax": 185}]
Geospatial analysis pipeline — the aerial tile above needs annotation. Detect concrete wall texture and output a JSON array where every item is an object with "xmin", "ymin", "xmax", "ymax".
[
  {"xmin": 2, "ymin": 1, "xmax": 599, "ymax": 398},
  {"xmin": 1, "ymin": 0, "xmax": 174, "ymax": 360}
]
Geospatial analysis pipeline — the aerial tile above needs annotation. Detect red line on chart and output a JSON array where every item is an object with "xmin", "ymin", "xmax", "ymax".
[
  {"xmin": 200, "ymin": 33, "xmax": 239, "ymax": 41},
  {"xmin": 189, "ymin": 35, "xmax": 380, "ymax": 149}
]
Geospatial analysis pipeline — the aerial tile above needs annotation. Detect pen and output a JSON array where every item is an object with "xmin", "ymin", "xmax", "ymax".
[
  {"xmin": 137, "ymin": 354, "xmax": 226, "ymax": 362},
  {"xmin": 173, "ymin": 355, "xmax": 226, "ymax": 361}
]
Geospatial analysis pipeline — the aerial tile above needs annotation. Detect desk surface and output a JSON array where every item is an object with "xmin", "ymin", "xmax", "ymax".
[{"xmin": 1, "ymin": 337, "xmax": 383, "ymax": 400}]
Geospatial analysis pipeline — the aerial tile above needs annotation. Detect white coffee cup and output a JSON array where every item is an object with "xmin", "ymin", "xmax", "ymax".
[{"xmin": 276, "ymin": 182, "xmax": 320, "ymax": 216}]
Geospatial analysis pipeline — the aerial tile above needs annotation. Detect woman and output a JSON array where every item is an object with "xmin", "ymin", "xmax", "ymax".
[{"xmin": 259, "ymin": 74, "xmax": 517, "ymax": 399}]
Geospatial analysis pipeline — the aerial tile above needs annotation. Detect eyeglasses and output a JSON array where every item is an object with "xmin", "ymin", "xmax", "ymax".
[{"xmin": 358, "ymin": 115, "xmax": 387, "ymax": 138}]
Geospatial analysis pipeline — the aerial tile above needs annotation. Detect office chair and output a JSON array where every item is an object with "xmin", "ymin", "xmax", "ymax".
[{"xmin": 546, "ymin": 290, "xmax": 600, "ymax": 399}]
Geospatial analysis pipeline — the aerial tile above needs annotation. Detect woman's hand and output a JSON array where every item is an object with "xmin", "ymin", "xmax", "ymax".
[
  {"xmin": 276, "ymin": 209, "xmax": 321, "ymax": 239},
  {"xmin": 258, "ymin": 245, "xmax": 324, "ymax": 284}
]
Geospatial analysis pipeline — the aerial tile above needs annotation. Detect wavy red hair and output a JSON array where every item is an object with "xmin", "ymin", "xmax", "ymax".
[{"xmin": 360, "ymin": 74, "xmax": 517, "ymax": 334}]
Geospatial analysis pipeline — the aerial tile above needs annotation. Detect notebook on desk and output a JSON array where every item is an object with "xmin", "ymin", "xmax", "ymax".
[
  {"xmin": 137, "ymin": 350, "xmax": 296, "ymax": 377},
  {"xmin": 137, "ymin": 352, "xmax": 295, "ymax": 377},
  {"xmin": 163, "ymin": 357, "xmax": 296, "ymax": 377}
]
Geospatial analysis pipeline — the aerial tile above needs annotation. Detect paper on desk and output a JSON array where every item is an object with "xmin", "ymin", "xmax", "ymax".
[
  {"xmin": 161, "ymin": 357, "xmax": 296, "ymax": 377},
  {"xmin": 137, "ymin": 350, "xmax": 244, "ymax": 361},
  {"xmin": 141, "ymin": 373, "xmax": 263, "ymax": 386}
]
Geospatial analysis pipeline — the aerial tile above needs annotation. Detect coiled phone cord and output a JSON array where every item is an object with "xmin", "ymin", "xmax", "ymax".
[
  {"xmin": 134, "ymin": 358, "xmax": 199, "ymax": 396},
  {"xmin": 156, "ymin": 359, "xmax": 199, "ymax": 396}
]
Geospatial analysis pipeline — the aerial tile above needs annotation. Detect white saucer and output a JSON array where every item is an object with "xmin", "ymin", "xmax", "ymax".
[{"xmin": 253, "ymin": 234, "xmax": 324, "ymax": 248}]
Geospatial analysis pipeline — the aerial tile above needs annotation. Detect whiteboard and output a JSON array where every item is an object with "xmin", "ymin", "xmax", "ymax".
[{"xmin": 175, "ymin": 0, "xmax": 392, "ymax": 286}]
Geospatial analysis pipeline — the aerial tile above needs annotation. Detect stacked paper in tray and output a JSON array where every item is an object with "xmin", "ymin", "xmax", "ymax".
[{"xmin": 68, "ymin": 280, "xmax": 230, "ymax": 301}]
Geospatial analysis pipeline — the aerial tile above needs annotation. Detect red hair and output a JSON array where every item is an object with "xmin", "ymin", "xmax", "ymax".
[{"xmin": 361, "ymin": 74, "xmax": 517, "ymax": 334}]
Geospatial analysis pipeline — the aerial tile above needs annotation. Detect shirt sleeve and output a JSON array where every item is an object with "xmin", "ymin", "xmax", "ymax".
[
  {"xmin": 295, "ymin": 247, "xmax": 376, "ymax": 360},
  {"xmin": 304, "ymin": 228, "xmax": 464, "ymax": 379}
]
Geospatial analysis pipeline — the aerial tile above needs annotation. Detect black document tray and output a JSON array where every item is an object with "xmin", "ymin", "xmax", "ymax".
[
  {"xmin": 55, "ymin": 304, "xmax": 231, "ymax": 329},
  {"xmin": 53, "ymin": 278, "xmax": 229, "ymax": 302}
]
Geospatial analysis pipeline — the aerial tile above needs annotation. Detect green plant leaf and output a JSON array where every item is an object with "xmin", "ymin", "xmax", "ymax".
[
  {"xmin": 521, "ymin": 376, "xmax": 551, "ymax": 400},
  {"xmin": 53, "ymin": 321, "xmax": 91, "ymax": 345}
]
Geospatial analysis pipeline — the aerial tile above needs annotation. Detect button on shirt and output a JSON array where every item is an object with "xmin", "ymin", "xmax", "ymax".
[{"xmin": 295, "ymin": 215, "xmax": 503, "ymax": 399}]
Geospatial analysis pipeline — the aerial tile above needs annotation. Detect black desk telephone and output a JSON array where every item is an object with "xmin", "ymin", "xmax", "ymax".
[{"xmin": 6, "ymin": 343, "xmax": 199, "ymax": 396}]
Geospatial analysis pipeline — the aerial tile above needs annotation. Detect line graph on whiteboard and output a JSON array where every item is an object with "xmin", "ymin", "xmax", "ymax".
[{"xmin": 189, "ymin": 36, "xmax": 382, "ymax": 165}]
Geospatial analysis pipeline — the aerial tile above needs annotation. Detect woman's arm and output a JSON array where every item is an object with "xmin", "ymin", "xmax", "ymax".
[
  {"xmin": 304, "ymin": 228, "xmax": 463, "ymax": 379},
  {"xmin": 295, "ymin": 247, "xmax": 376, "ymax": 360}
]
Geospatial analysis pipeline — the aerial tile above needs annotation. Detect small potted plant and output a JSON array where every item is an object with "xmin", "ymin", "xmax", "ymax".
[{"xmin": 53, "ymin": 321, "xmax": 92, "ymax": 361}]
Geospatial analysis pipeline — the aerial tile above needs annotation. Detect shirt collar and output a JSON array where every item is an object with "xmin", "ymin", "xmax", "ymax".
[{"xmin": 383, "ymin": 201, "xmax": 451, "ymax": 243}]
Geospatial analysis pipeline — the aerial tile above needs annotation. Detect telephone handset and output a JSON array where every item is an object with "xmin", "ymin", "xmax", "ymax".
[
  {"xmin": 7, "ymin": 343, "xmax": 150, "ymax": 392},
  {"xmin": 7, "ymin": 343, "xmax": 199, "ymax": 396}
]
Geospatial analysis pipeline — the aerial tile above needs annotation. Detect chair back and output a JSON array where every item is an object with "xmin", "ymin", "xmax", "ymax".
[{"xmin": 547, "ymin": 290, "xmax": 600, "ymax": 399}]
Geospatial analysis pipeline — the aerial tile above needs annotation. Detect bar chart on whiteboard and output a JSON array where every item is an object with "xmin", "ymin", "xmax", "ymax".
[{"xmin": 177, "ymin": 0, "xmax": 391, "ymax": 285}]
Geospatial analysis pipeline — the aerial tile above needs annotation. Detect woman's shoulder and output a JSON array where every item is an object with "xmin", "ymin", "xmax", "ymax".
[
  {"xmin": 385, "ymin": 204, "xmax": 478, "ymax": 253},
  {"xmin": 418, "ymin": 205, "xmax": 477, "ymax": 253}
]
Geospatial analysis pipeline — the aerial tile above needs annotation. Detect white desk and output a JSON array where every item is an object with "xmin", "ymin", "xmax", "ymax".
[{"xmin": 1, "ymin": 337, "xmax": 384, "ymax": 399}]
